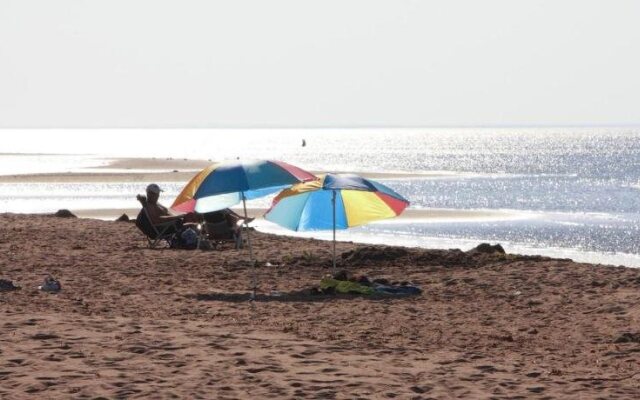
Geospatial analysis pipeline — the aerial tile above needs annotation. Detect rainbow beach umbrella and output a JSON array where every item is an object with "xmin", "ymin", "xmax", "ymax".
[
  {"xmin": 264, "ymin": 173, "xmax": 409, "ymax": 272},
  {"xmin": 172, "ymin": 160, "xmax": 316, "ymax": 297},
  {"xmin": 172, "ymin": 160, "xmax": 316, "ymax": 214}
]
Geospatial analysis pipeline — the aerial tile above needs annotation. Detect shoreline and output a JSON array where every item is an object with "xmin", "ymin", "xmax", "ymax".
[
  {"xmin": 2, "ymin": 154, "xmax": 638, "ymax": 269},
  {"xmin": 70, "ymin": 206, "xmax": 512, "ymax": 221}
]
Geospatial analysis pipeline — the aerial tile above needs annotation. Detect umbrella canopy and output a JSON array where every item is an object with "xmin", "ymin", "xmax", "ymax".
[
  {"xmin": 172, "ymin": 160, "xmax": 316, "ymax": 213},
  {"xmin": 264, "ymin": 173, "xmax": 409, "ymax": 272},
  {"xmin": 265, "ymin": 173, "xmax": 409, "ymax": 231}
]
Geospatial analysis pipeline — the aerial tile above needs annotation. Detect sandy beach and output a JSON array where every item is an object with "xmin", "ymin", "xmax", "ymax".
[{"xmin": 1, "ymin": 213, "xmax": 640, "ymax": 398}]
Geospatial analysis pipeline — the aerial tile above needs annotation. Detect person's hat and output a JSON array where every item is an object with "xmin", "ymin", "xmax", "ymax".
[{"xmin": 146, "ymin": 183, "xmax": 163, "ymax": 194}]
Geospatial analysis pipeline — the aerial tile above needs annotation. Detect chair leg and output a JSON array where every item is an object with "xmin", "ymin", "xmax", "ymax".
[{"xmin": 152, "ymin": 223, "xmax": 179, "ymax": 249}]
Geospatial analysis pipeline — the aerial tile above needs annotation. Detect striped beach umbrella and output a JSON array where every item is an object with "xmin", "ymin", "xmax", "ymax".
[
  {"xmin": 264, "ymin": 173, "xmax": 409, "ymax": 272},
  {"xmin": 172, "ymin": 160, "xmax": 316, "ymax": 297},
  {"xmin": 172, "ymin": 160, "xmax": 316, "ymax": 214}
]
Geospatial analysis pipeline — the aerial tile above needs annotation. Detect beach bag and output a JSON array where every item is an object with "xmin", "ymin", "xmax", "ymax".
[{"xmin": 172, "ymin": 227, "xmax": 199, "ymax": 249}]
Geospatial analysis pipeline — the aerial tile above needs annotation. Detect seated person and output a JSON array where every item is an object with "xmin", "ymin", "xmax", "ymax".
[
  {"xmin": 136, "ymin": 183, "xmax": 198, "ymax": 225},
  {"xmin": 136, "ymin": 184, "xmax": 201, "ymax": 248}
]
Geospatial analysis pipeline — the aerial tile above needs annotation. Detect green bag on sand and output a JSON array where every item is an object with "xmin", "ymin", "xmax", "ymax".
[{"xmin": 320, "ymin": 278, "xmax": 374, "ymax": 295}]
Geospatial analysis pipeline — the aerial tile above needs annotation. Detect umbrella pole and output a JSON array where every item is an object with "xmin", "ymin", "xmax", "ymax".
[
  {"xmin": 332, "ymin": 190, "xmax": 336, "ymax": 275},
  {"xmin": 241, "ymin": 193, "xmax": 256, "ymax": 299}
]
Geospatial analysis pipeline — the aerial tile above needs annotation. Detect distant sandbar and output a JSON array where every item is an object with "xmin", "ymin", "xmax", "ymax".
[{"xmin": 0, "ymin": 157, "xmax": 461, "ymax": 182}]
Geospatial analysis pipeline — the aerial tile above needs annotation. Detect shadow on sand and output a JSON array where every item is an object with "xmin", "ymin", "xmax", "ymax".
[{"xmin": 186, "ymin": 290, "xmax": 403, "ymax": 303}]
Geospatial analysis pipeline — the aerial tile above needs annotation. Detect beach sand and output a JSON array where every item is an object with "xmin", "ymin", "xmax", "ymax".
[{"xmin": 1, "ymin": 214, "xmax": 640, "ymax": 398}]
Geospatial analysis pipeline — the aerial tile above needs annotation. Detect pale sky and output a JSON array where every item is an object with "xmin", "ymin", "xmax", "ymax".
[{"xmin": 0, "ymin": 0, "xmax": 639, "ymax": 128}]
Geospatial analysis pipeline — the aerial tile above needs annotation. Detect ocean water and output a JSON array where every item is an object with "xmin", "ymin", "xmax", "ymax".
[{"xmin": 1, "ymin": 128, "xmax": 640, "ymax": 266}]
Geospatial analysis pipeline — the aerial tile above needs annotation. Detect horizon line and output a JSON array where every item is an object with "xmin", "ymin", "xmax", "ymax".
[{"xmin": 1, "ymin": 123, "xmax": 640, "ymax": 130}]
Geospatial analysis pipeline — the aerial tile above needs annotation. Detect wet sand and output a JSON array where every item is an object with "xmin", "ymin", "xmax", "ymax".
[{"xmin": 1, "ymin": 214, "xmax": 640, "ymax": 398}]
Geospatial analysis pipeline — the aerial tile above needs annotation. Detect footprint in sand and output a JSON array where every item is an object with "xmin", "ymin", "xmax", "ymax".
[
  {"xmin": 154, "ymin": 353, "xmax": 176, "ymax": 360},
  {"xmin": 30, "ymin": 333, "xmax": 59, "ymax": 340},
  {"xmin": 246, "ymin": 365, "xmax": 287, "ymax": 374},
  {"xmin": 475, "ymin": 365, "xmax": 499, "ymax": 373},
  {"xmin": 44, "ymin": 354, "xmax": 65, "ymax": 362}
]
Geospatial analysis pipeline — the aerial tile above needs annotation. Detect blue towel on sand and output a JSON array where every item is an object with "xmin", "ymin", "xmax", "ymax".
[{"xmin": 373, "ymin": 284, "xmax": 422, "ymax": 295}]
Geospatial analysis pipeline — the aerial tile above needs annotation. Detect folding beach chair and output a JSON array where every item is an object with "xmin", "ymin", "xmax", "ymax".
[
  {"xmin": 135, "ymin": 207, "xmax": 182, "ymax": 248},
  {"xmin": 203, "ymin": 220, "xmax": 244, "ymax": 250}
]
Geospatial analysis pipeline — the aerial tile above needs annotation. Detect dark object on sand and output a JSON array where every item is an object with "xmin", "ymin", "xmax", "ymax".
[
  {"xmin": 116, "ymin": 213, "xmax": 130, "ymax": 222},
  {"xmin": 201, "ymin": 210, "xmax": 244, "ymax": 249},
  {"xmin": 374, "ymin": 283, "xmax": 422, "ymax": 295},
  {"xmin": 614, "ymin": 332, "xmax": 640, "ymax": 343},
  {"xmin": 333, "ymin": 270, "xmax": 349, "ymax": 281},
  {"xmin": 175, "ymin": 227, "xmax": 200, "ymax": 250},
  {"xmin": 39, "ymin": 276, "xmax": 62, "ymax": 293},
  {"xmin": 342, "ymin": 246, "xmax": 410, "ymax": 264},
  {"xmin": 0, "ymin": 279, "xmax": 20, "ymax": 291},
  {"xmin": 469, "ymin": 243, "xmax": 505, "ymax": 254},
  {"xmin": 320, "ymin": 277, "xmax": 374, "ymax": 295},
  {"xmin": 54, "ymin": 209, "xmax": 76, "ymax": 218},
  {"xmin": 320, "ymin": 272, "xmax": 421, "ymax": 296}
]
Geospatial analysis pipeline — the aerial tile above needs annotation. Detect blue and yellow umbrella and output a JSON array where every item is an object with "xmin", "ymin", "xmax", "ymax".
[{"xmin": 264, "ymin": 173, "xmax": 410, "ymax": 271}]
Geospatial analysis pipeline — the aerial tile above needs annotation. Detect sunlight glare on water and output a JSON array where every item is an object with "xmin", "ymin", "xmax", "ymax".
[{"xmin": 2, "ymin": 127, "xmax": 640, "ymax": 266}]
